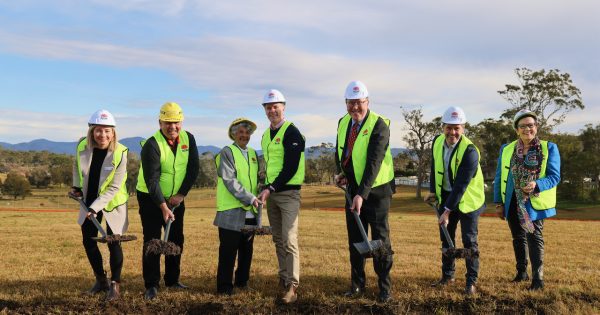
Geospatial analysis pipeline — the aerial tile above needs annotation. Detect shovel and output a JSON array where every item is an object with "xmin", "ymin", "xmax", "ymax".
[
  {"xmin": 144, "ymin": 204, "xmax": 182, "ymax": 256},
  {"xmin": 68, "ymin": 193, "xmax": 137, "ymax": 243},
  {"xmin": 337, "ymin": 185, "xmax": 387, "ymax": 259},
  {"xmin": 426, "ymin": 201, "xmax": 477, "ymax": 259},
  {"xmin": 240, "ymin": 202, "xmax": 272, "ymax": 236}
]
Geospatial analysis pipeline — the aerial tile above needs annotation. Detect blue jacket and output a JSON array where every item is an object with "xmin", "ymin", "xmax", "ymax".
[{"xmin": 493, "ymin": 141, "xmax": 560, "ymax": 220}]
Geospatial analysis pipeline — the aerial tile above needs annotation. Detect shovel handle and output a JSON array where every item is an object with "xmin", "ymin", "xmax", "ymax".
[
  {"xmin": 338, "ymin": 184, "xmax": 373, "ymax": 251},
  {"xmin": 163, "ymin": 204, "xmax": 180, "ymax": 242},
  {"xmin": 427, "ymin": 202, "xmax": 455, "ymax": 249},
  {"xmin": 352, "ymin": 210, "xmax": 373, "ymax": 251},
  {"xmin": 256, "ymin": 202, "xmax": 263, "ymax": 228},
  {"xmin": 68, "ymin": 193, "xmax": 108, "ymax": 238}
]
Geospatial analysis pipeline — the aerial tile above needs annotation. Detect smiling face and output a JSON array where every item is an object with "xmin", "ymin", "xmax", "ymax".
[
  {"xmin": 443, "ymin": 124, "xmax": 464, "ymax": 145},
  {"xmin": 233, "ymin": 125, "xmax": 250, "ymax": 149},
  {"xmin": 159, "ymin": 120, "xmax": 182, "ymax": 141},
  {"xmin": 346, "ymin": 98, "xmax": 369, "ymax": 122},
  {"xmin": 92, "ymin": 125, "xmax": 114, "ymax": 149},
  {"xmin": 515, "ymin": 116, "xmax": 538, "ymax": 143},
  {"xmin": 263, "ymin": 102, "xmax": 285, "ymax": 126}
]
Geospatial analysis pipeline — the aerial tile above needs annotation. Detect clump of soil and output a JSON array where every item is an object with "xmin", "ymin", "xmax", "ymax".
[
  {"xmin": 95, "ymin": 234, "xmax": 137, "ymax": 244},
  {"xmin": 443, "ymin": 248, "xmax": 479, "ymax": 259},
  {"xmin": 144, "ymin": 239, "xmax": 181, "ymax": 256},
  {"xmin": 371, "ymin": 246, "xmax": 394, "ymax": 260},
  {"xmin": 240, "ymin": 226, "xmax": 272, "ymax": 236}
]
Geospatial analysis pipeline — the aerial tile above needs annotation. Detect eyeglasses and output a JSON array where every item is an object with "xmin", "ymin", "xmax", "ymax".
[
  {"xmin": 346, "ymin": 99, "xmax": 368, "ymax": 107},
  {"xmin": 518, "ymin": 123, "xmax": 536, "ymax": 130}
]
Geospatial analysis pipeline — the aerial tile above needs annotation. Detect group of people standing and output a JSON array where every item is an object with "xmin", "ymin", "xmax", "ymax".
[{"xmin": 70, "ymin": 80, "xmax": 560, "ymax": 303}]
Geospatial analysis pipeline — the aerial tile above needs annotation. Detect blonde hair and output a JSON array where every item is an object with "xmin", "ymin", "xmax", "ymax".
[{"xmin": 86, "ymin": 125, "xmax": 117, "ymax": 151}]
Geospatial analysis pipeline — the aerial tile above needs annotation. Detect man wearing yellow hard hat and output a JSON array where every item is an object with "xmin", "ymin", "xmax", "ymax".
[{"xmin": 136, "ymin": 102, "xmax": 200, "ymax": 300}]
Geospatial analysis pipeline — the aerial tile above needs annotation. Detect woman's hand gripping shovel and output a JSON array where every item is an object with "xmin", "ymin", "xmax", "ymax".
[
  {"xmin": 425, "ymin": 200, "xmax": 477, "ymax": 259},
  {"xmin": 240, "ymin": 202, "xmax": 272, "ymax": 236},
  {"xmin": 337, "ymin": 184, "xmax": 390, "ymax": 259},
  {"xmin": 68, "ymin": 193, "xmax": 137, "ymax": 243},
  {"xmin": 144, "ymin": 205, "xmax": 182, "ymax": 256}
]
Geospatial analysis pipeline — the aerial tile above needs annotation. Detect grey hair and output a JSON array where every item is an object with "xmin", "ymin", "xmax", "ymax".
[{"xmin": 230, "ymin": 122, "xmax": 255, "ymax": 138}]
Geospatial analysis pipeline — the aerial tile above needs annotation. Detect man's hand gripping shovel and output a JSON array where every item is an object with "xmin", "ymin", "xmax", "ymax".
[
  {"xmin": 144, "ymin": 205, "xmax": 182, "ymax": 256},
  {"xmin": 337, "ymin": 184, "xmax": 391, "ymax": 259},
  {"xmin": 68, "ymin": 193, "xmax": 137, "ymax": 243},
  {"xmin": 425, "ymin": 200, "xmax": 478, "ymax": 259}
]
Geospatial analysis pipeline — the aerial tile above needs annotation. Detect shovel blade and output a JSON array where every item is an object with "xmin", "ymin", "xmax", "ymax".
[{"xmin": 353, "ymin": 239, "xmax": 384, "ymax": 258}]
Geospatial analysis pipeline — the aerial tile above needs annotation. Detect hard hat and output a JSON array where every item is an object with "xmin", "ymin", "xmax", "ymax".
[
  {"xmin": 228, "ymin": 117, "xmax": 257, "ymax": 140},
  {"xmin": 441, "ymin": 106, "xmax": 467, "ymax": 124},
  {"xmin": 159, "ymin": 102, "xmax": 184, "ymax": 122},
  {"xmin": 88, "ymin": 109, "xmax": 116, "ymax": 127},
  {"xmin": 513, "ymin": 109, "xmax": 538, "ymax": 129},
  {"xmin": 344, "ymin": 80, "xmax": 369, "ymax": 100},
  {"xmin": 262, "ymin": 89, "xmax": 286, "ymax": 105}
]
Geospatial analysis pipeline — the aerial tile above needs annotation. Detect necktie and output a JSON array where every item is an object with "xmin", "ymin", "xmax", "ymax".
[{"xmin": 343, "ymin": 123, "xmax": 359, "ymax": 167}]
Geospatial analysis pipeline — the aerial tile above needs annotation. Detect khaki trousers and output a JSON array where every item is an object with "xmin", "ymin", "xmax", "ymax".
[{"xmin": 267, "ymin": 190, "xmax": 300, "ymax": 287}]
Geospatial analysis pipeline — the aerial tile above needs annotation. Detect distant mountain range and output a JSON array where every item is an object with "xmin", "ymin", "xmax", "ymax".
[
  {"xmin": 0, "ymin": 138, "xmax": 407, "ymax": 158},
  {"xmin": 0, "ymin": 138, "xmax": 221, "ymax": 156}
]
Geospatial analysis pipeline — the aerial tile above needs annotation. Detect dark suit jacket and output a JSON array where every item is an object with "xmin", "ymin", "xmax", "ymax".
[
  {"xmin": 429, "ymin": 135, "xmax": 480, "ymax": 212},
  {"xmin": 336, "ymin": 110, "xmax": 394, "ymax": 201}
]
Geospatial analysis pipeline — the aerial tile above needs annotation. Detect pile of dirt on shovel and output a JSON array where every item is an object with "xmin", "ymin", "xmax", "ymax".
[
  {"xmin": 99, "ymin": 234, "xmax": 137, "ymax": 243},
  {"xmin": 144, "ymin": 239, "xmax": 182, "ymax": 256},
  {"xmin": 371, "ymin": 246, "xmax": 394, "ymax": 260},
  {"xmin": 241, "ymin": 226, "xmax": 272, "ymax": 236}
]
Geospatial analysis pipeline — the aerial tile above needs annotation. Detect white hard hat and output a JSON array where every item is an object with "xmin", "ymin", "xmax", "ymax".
[
  {"xmin": 344, "ymin": 80, "xmax": 369, "ymax": 100},
  {"xmin": 262, "ymin": 89, "xmax": 286, "ymax": 105},
  {"xmin": 513, "ymin": 109, "xmax": 538, "ymax": 129},
  {"xmin": 88, "ymin": 109, "xmax": 116, "ymax": 127},
  {"xmin": 441, "ymin": 106, "xmax": 467, "ymax": 124}
]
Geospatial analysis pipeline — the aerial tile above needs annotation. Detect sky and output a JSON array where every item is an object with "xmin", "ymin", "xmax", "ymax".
[{"xmin": 0, "ymin": 0, "xmax": 598, "ymax": 149}]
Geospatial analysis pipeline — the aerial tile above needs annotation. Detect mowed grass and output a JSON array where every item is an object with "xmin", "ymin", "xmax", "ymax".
[{"xmin": 0, "ymin": 186, "xmax": 599, "ymax": 314}]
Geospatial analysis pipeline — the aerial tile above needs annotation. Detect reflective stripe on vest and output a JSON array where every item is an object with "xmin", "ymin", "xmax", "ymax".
[
  {"xmin": 432, "ymin": 135, "xmax": 485, "ymax": 213},
  {"xmin": 500, "ymin": 140, "xmax": 556, "ymax": 210},
  {"xmin": 336, "ymin": 112, "xmax": 394, "ymax": 188},
  {"xmin": 76, "ymin": 139, "xmax": 129, "ymax": 212},
  {"xmin": 260, "ymin": 121, "xmax": 305, "ymax": 186},
  {"xmin": 215, "ymin": 144, "xmax": 259, "ymax": 213},
  {"xmin": 136, "ymin": 130, "xmax": 190, "ymax": 198}
]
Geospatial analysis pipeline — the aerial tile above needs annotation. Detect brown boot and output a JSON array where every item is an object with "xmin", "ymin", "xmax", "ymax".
[
  {"xmin": 281, "ymin": 284, "xmax": 298, "ymax": 304},
  {"xmin": 87, "ymin": 272, "xmax": 109, "ymax": 295},
  {"xmin": 106, "ymin": 281, "xmax": 120, "ymax": 301}
]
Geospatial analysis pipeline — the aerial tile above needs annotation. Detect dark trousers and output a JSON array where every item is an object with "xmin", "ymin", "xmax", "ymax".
[
  {"xmin": 138, "ymin": 192, "xmax": 186, "ymax": 289},
  {"xmin": 81, "ymin": 211, "xmax": 123, "ymax": 282},
  {"xmin": 438, "ymin": 191, "xmax": 480, "ymax": 285},
  {"xmin": 216, "ymin": 218, "xmax": 256, "ymax": 294},
  {"xmin": 507, "ymin": 193, "xmax": 544, "ymax": 280},
  {"xmin": 344, "ymin": 188, "xmax": 393, "ymax": 294}
]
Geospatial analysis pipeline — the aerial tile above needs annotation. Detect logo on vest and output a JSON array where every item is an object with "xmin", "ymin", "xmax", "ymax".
[
  {"xmin": 181, "ymin": 144, "xmax": 189, "ymax": 152},
  {"xmin": 362, "ymin": 128, "xmax": 369, "ymax": 136},
  {"xmin": 251, "ymin": 157, "xmax": 257, "ymax": 163},
  {"xmin": 275, "ymin": 137, "xmax": 281, "ymax": 144}
]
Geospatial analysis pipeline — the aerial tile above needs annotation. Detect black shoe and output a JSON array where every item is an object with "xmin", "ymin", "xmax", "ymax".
[
  {"xmin": 528, "ymin": 279, "xmax": 544, "ymax": 291},
  {"xmin": 512, "ymin": 272, "xmax": 530, "ymax": 283},
  {"xmin": 144, "ymin": 287, "xmax": 158, "ymax": 300},
  {"xmin": 431, "ymin": 277, "xmax": 455, "ymax": 287},
  {"xmin": 87, "ymin": 272, "xmax": 110, "ymax": 295},
  {"xmin": 377, "ymin": 290, "xmax": 392, "ymax": 303},
  {"xmin": 166, "ymin": 282, "xmax": 188, "ymax": 289},
  {"xmin": 465, "ymin": 284, "xmax": 477, "ymax": 295},
  {"xmin": 217, "ymin": 289, "xmax": 233, "ymax": 296},
  {"xmin": 343, "ymin": 287, "xmax": 365, "ymax": 297}
]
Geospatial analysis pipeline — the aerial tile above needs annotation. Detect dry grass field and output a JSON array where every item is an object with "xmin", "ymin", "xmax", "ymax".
[{"xmin": 0, "ymin": 185, "xmax": 599, "ymax": 314}]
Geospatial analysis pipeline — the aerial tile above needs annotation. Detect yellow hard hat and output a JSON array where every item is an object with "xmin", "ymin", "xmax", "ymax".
[
  {"xmin": 228, "ymin": 117, "xmax": 257, "ymax": 140},
  {"xmin": 159, "ymin": 102, "xmax": 184, "ymax": 122}
]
